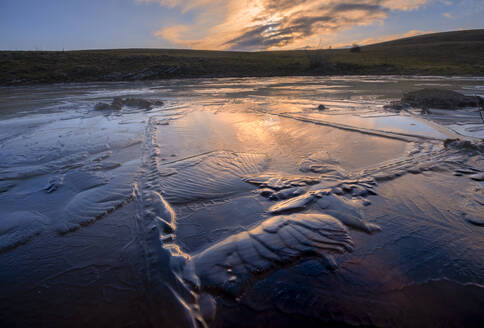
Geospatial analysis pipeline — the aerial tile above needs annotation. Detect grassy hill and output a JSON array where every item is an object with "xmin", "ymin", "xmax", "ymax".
[{"xmin": 1, "ymin": 29, "xmax": 483, "ymax": 85}]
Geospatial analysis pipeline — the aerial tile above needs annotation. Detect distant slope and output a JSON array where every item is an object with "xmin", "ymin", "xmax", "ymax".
[
  {"xmin": 1, "ymin": 29, "xmax": 483, "ymax": 85},
  {"xmin": 369, "ymin": 29, "xmax": 484, "ymax": 47},
  {"xmin": 325, "ymin": 28, "xmax": 484, "ymax": 76}
]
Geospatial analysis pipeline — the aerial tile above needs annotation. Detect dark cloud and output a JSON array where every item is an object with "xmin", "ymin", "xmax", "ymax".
[
  {"xmin": 154, "ymin": 0, "xmax": 429, "ymax": 50},
  {"xmin": 225, "ymin": 24, "xmax": 292, "ymax": 50},
  {"xmin": 331, "ymin": 3, "xmax": 387, "ymax": 12},
  {"xmin": 225, "ymin": 1, "xmax": 388, "ymax": 50}
]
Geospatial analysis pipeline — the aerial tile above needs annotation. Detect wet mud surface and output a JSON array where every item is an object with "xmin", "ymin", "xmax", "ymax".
[{"xmin": 1, "ymin": 76, "xmax": 483, "ymax": 327}]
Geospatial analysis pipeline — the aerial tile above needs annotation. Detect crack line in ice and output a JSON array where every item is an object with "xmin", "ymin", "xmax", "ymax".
[{"xmin": 257, "ymin": 109, "xmax": 452, "ymax": 142}]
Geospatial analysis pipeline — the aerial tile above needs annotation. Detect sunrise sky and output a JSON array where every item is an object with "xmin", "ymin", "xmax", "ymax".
[{"xmin": 1, "ymin": 0, "xmax": 483, "ymax": 51}]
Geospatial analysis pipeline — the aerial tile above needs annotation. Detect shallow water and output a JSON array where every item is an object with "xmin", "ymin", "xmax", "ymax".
[{"xmin": 1, "ymin": 76, "xmax": 483, "ymax": 327}]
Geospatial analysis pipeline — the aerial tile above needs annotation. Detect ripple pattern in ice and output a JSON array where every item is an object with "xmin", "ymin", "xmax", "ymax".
[{"xmin": 157, "ymin": 151, "xmax": 269, "ymax": 204}]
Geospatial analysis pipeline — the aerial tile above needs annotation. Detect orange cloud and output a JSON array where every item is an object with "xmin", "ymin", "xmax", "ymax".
[
  {"xmin": 140, "ymin": 0, "xmax": 430, "ymax": 50},
  {"xmin": 381, "ymin": 0, "xmax": 428, "ymax": 11}
]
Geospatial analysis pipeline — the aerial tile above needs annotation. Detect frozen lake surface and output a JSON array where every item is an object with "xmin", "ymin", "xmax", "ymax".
[{"xmin": 1, "ymin": 76, "xmax": 484, "ymax": 327}]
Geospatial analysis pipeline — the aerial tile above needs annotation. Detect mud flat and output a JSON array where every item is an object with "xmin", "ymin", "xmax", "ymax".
[{"xmin": 0, "ymin": 76, "xmax": 483, "ymax": 327}]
